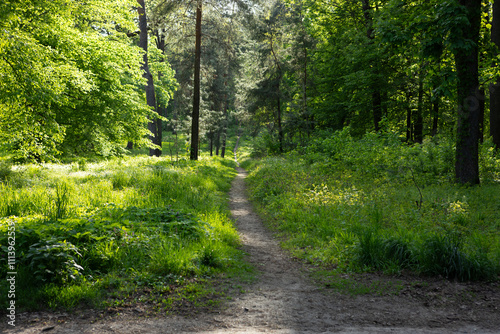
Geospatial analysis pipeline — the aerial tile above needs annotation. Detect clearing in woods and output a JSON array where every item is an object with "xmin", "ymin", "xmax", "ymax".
[{"xmin": 3, "ymin": 167, "xmax": 500, "ymax": 334}]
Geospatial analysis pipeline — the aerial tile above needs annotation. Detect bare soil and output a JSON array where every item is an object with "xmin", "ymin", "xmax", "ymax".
[{"xmin": 2, "ymin": 167, "xmax": 499, "ymax": 334}]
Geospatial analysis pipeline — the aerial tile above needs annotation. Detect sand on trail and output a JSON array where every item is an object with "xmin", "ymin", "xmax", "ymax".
[{"xmin": 2, "ymin": 167, "xmax": 499, "ymax": 334}]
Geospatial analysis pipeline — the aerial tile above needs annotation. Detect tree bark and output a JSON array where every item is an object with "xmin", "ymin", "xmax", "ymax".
[
  {"xmin": 431, "ymin": 59, "xmax": 441, "ymax": 137},
  {"xmin": 431, "ymin": 94, "xmax": 439, "ymax": 137},
  {"xmin": 406, "ymin": 90, "xmax": 412, "ymax": 142},
  {"xmin": 209, "ymin": 132, "xmax": 213, "ymax": 156},
  {"xmin": 190, "ymin": 0, "xmax": 202, "ymax": 161},
  {"xmin": 215, "ymin": 130, "xmax": 220, "ymax": 156},
  {"xmin": 154, "ymin": 31, "xmax": 168, "ymax": 157},
  {"xmin": 490, "ymin": 0, "xmax": 500, "ymax": 148},
  {"xmin": 221, "ymin": 99, "xmax": 228, "ymax": 158},
  {"xmin": 415, "ymin": 71, "xmax": 424, "ymax": 144},
  {"xmin": 277, "ymin": 81, "xmax": 284, "ymax": 153},
  {"xmin": 137, "ymin": 0, "xmax": 158, "ymax": 157},
  {"xmin": 454, "ymin": 0, "xmax": 481, "ymax": 185},
  {"xmin": 361, "ymin": 0, "xmax": 382, "ymax": 131}
]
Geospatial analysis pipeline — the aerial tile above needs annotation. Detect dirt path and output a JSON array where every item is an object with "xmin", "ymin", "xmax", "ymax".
[{"xmin": 3, "ymin": 167, "xmax": 500, "ymax": 334}]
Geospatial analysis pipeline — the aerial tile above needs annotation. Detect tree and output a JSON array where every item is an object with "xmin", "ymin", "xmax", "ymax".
[
  {"xmin": 190, "ymin": 1, "xmax": 203, "ymax": 160},
  {"xmin": 490, "ymin": 0, "xmax": 500, "ymax": 148},
  {"xmin": 361, "ymin": 0, "xmax": 384, "ymax": 132},
  {"xmin": 453, "ymin": 0, "xmax": 481, "ymax": 185},
  {"xmin": 137, "ymin": 0, "xmax": 160, "ymax": 157},
  {"xmin": 151, "ymin": 0, "xmax": 254, "ymax": 159},
  {"xmin": 0, "ymin": 0, "xmax": 159, "ymax": 161}
]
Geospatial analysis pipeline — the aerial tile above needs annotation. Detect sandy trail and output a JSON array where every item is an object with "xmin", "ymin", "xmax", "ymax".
[{"xmin": 3, "ymin": 167, "xmax": 499, "ymax": 334}]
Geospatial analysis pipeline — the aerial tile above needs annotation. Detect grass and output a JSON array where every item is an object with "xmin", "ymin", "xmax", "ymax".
[
  {"xmin": 0, "ymin": 153, "xmax": 253, "ymax": 313},
  {"xmin": 244, "ymin": 130, "xmax": 500, "ymax": 283}
]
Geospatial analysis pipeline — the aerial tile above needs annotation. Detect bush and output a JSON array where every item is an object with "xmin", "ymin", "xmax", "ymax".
[{"xmin": 26, "ymin": 239, "xmax": 83, "ymax": 284}]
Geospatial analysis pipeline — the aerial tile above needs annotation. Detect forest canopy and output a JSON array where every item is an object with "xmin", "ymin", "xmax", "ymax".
[
  {"xmin": 0, "ymin": 0, "xmax": 176, "ymax": 161},
  {"xmin": 1, "ymin": 0, "xmax": 499, "ymax": 185}
]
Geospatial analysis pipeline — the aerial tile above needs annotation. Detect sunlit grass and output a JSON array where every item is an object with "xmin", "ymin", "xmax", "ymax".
[
  {"xmin": 246, "ymin": 132, "xmax": 500, "ymax": 282},
  {"xmin": 0, "ymin": 153, "xmax": 250, "ymax": 312}
]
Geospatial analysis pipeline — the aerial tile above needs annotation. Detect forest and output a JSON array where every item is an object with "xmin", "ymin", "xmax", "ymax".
[{"xmin": 0, "ymin": 0, "xmax": 499, "ymax": 318}]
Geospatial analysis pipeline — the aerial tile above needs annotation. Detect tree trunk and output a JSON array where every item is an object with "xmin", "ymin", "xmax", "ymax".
[
  {"xmin": 303, "ymin": 43, "xmax": 311, "ymax": 136},
  {"xmin": 221, "ymin": 99, "xmax": 228, "ymax": 158},
  {"xmin": 406, "ymin": 90, "xmax": 413, "ymax": 143},
  {"xmin": 220, "ymin": 133, "xmax": 226, "ymax": 158},
  {"xmin": 490, "ymin": 0, "xmax": 500, "ymax": 148},
  {"xmin": 155, "ymin": 116, "xmax": 162, "ymax": 156},
  {"xmin": 190, "ymin": 0, "xmax": 202, "ymax": 161},
  {"xmin": 215, "ymin": 130, "xmax": 220, "ymax": 156},
  {"xmin": 209, "ymin": 132, "xmax": 213, "ymax": 156},
  {"xmin": 361, "ymin": 0, "xmax": 382, "ymax": 132},
  {"xmin": 431, "ymin": 59, "xmax": 441, "ymax": 137},
  {"xmin": 137, "ymin": 0, "xmax": 158, "ymax": 157},
  {"xmin": 431, "ymin": 95, "xmax": 439, "ymax": 137},
  {"xmin": 454, "ymin": 0, "xmax": 481, "ymax": 185},
  {"xmin": 154, "ymin": 31, "xmax": 168, "ymax": 157},
  {"xmin": 415, "ymin": 71, "xmax": 424, "ymax": 144},
  {"xmin": 277, "ymin": 81, "xmax": 284, "ymax": 153}
]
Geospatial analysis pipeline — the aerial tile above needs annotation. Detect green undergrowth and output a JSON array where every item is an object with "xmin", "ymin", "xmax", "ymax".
[
  {"xmin": 245, "ymin": 129, "xmax": 500, "ymax": 283},
  {"xmin": 0, "ymin": 155, "xmax": 253, "ymax": 312}
]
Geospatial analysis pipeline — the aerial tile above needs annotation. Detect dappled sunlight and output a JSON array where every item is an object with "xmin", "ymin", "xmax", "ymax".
[
  {"xmin": 246, "ymin": 132, "xmax": 500, "ymax": 282},
  {"xmin": 303, "ymin": 184, "xmax": 364, "ymax": 207}
]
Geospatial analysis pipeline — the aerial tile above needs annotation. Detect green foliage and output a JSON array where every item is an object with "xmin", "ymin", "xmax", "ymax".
[
  {"xmin": 246, "ymin": 130, "xmax": 500, "ymax": 281},
  {"xmin": 0, "ymin": 0, "xmax": 177, "ymax": 161},
  {"xmin": 0, "ymin": 155, "xmax": 244, "ymax": 311},
  {"xmin": 0, "ymin": 161, "xmax": 13, "ymax": 182},
  {"xmin": 418, "ymin": 233, "xmax": 497, "ymax": 281},
  {"xmin": 26, "ymin": 239, "xmax": 84, "ymax": 284}
]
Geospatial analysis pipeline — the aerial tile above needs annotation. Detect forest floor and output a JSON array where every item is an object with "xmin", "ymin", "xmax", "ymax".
[{"xmin": 2, "ymin": 167, "xmax": 500, "ymax": 334}]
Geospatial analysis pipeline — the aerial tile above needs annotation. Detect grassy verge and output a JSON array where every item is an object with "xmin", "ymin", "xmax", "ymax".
[
  {"xmin": 244, "ymin": 130, "xmax": 500, "ymax": 283},
  {"xmin": 0, "ymin": 155, "xmax": 252, "ymax": 313}
]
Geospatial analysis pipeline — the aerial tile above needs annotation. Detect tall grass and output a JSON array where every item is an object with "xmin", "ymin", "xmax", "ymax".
[
  {"xmin": 0, "ymin": 155, "xmax": 246, "ymax": 311},
  {"xmin": 245, "ymin": 130, "xmax": 500, "ymax": 281}
]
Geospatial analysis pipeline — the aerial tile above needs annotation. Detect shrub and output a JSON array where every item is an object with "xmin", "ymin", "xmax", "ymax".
[
  {"xmin": 26, "ymin": 239, "xmax": 84, "ymax": 284},
  {"xmin": 419, "ymin": 234, "xmax": 497, "ymax": 281}
]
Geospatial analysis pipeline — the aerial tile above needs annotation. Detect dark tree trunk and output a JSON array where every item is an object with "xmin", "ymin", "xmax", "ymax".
[
  {"xmin": 303, "ymin": 44, "xmax": 312, "ymax": 135},
  {"xmin": 277, "ymin": 81, "xmax": 284, "ymax": 153},
  {"xmin": 215, "ymin": 131, "xmax": 220, "ymax": 156},
  {"xmin": 190, "ymin": 1, "xmax": 202, "ymax": 161},
  {"xmin": 431, "ymin": 94, "xmax": 439, "ymax": 137},
  {"xmin": 155, "ymin": 117, "xmax": 162, "ymax": 155},
  {"xmin": 209, "ymin": 132, "xmax": 213, "ymax": 156},
  {"xmin": 454, "ymin": 0, "xmax": 481, "ymax": 185},
  {"xmin": 490, "ymin": 0, "xmax": 500, "ymax": 148},
  {"xmin": 415, "ymin": 72, "xmax": 424, "ymax": 144},
  {"xmin": 137, "ymin": 0, "xmax": 158, "ymax": 157},
  {"xmin": 431, "ymin": 60, "xmax": 441, "ymax": 137},
  {"xmin": 361, "ymin": 0, "xmax": 382, "ymax": 132},
  {"xmin": 153, "ymin": 31, "xmax": 168, "ymax": 157},
  {"xmin": 220, "ymin": 134, "xmax": 226, "ymax": 158},
  {"xmin": 406, "ymin": 90, "xmax": 412, "ymax": 143},
  {"xmin": 221, "ymin": 99, "xmax": 228, "ymax": 158}
]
